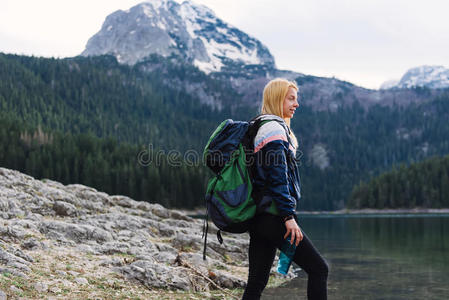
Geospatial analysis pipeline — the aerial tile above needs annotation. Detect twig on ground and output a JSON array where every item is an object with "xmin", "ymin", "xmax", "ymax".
[{"xmin": 175, "ymin": 254, "xmax": 240, "ymax": 300}]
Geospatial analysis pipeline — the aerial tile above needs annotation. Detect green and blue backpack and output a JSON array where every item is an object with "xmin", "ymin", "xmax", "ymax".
[{"xmin": 202, "ymin": 115, "xmax": 284, "ymax": 259}]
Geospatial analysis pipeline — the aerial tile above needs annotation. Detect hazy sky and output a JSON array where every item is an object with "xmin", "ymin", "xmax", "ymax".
[{"xmin": 1, "ymin": 0, "xmax": 448, "ymax": 89}]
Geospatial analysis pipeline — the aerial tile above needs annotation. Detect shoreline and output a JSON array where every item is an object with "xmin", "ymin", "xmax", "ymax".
[
  {"xmin": 298, "ymin": 208, "xmax": 449, "ymax": 215},
  {"xmin": 183, "ymin": 208, "xmax": 449, "ymax": 217}
]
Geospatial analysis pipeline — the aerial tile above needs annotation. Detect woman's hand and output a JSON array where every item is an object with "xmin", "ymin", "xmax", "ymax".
[{"xmin": 284, "ymin": 218, "xmax": 303, "ymax": 246}]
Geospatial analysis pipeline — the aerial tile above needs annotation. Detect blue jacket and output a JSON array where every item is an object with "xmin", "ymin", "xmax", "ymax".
[{"xmin": 252, "ymin": 115, "xmax": 301, "ymax": 217}]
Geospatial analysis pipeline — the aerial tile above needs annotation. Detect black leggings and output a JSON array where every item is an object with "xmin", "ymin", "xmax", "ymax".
[{"xmin": 242, "ymin": 213, "xmax": 329, "ymax": 300}]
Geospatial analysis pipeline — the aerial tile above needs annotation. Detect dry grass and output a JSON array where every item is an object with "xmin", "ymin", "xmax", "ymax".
[
  {"xmin": 0, "ymin": 223, "xmax": 288, "ymax": 300},
  {"xmin": 0, "ymin": 237, "xmax": 248, "ymax": 300}
]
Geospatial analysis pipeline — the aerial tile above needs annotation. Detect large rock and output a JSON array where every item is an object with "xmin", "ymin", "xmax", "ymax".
[
  {"xmin": 0, "ymin": 225, "xmax": 26, "ymax": 241},
  {"xmin": 0, "ymin": 248, "xmax": 31, "ymax": 273},
  {"xmin": 39, "ymin": 220, "xmax": 113, "ymax": 243},
  {"xmin": 118, "ymin": 259, "xmax": 190, "ymax": 290},
  {"xmin": 53, "ymin": 201, "xmax": 77, "ymax": 216}
]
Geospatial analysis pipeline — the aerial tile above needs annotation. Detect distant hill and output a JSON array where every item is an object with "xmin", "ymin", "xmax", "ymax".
[{"xmin": 348, "ymin": 154, "xmax": 449, "ymax": 209}]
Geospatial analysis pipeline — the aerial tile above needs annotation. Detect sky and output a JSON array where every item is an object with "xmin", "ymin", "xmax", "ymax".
[{"xmin": 1, "ymin": 0, "xmax": 448, "ymax": 90}]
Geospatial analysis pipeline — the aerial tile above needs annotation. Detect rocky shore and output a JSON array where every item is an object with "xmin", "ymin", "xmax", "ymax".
[{"xmin": 0, "ymin": 167, "xmax": 290, "ymax": 299}]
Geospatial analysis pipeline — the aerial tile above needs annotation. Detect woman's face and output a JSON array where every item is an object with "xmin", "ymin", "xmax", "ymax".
[{"xmin": 282, "ymin": 87, "xmax": 299, "ymax": 119}]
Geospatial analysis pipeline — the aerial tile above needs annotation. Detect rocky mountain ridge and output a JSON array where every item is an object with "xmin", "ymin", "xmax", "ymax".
[
  {"xmin": 133, "ymin": 54, "xmax": 446, "ymax": 112},
  {"xmin": 381, "ymin": 65, "xmax": 449, "ymax": 90},
  {"xmin": 82, "ymin": 0, "xmax": 275, "ymax": 74}
]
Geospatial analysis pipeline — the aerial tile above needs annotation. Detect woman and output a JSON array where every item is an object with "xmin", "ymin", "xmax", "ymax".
[{"xmin": 242, "ymin": 78, "xmax": 329, "ymax": 300}]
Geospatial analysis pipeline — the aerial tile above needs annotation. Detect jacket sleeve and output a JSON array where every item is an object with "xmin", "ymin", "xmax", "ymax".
[{"xmin": 258, "ymin": 139, "xmax": 296, "ymax": 217}]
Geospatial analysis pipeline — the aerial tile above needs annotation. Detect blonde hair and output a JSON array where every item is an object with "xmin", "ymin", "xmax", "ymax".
[{"xmin": 261, "ymin": 78, "xmax": 299, "ymax": 149}]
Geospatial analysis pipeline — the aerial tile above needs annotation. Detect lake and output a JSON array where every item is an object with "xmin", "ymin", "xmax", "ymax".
[{"xmin": 262, "ymin": 214, "xmax": 449, "ymax": 300}]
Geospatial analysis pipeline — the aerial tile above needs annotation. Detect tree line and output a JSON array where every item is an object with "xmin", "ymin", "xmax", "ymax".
[
  {"xmin": 0, "ymin": 114, "xmax": 209, "ymax": 209},
  {"xmin": 348, "ymin": 154, "xmax": 449, "ymax": 208}
]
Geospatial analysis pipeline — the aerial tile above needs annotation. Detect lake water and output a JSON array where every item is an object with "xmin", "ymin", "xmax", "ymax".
[{"xmin": 262, "ymin": 214, "xmax": 449, "ymax": 300}]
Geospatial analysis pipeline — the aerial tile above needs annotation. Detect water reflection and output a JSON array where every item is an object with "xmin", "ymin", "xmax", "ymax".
[{"xmin": 262, "ymin": 214, "xmax": 449, "ymax": 300}]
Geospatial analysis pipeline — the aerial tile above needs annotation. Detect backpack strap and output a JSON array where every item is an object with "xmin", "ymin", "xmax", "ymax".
[
  {"xmin": 202, "ymin": 212, "xmax": 209, "ymax": 260},
  {"xmin": 203, "ymin": 172, "xmax": 222, "ymax": 260},
  {"xmin": 252, "ymin": 114, "xmax": 294, "ymax": 150},
  {"xmin": 241, "ymin": 116, "xmax": 265, "ymax": 185}
]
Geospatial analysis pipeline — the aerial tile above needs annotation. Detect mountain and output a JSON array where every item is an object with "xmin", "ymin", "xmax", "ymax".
[
  {"xmin": 82, "ymin": 0, "xmax": 275, "ymax": 73},
  {"xmin": 381, "ymin": 65, "xmax": 449, "ymax": 90},
  {"xmin": 82, "ymin": 0, "xmax": 447, "ymax": 112}
]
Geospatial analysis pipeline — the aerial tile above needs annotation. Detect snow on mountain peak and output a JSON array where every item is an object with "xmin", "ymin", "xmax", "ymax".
[
  {"xmin": 81, "ymin": 0, "xmax": 275, "ymax": 73},
  {"xmin": 380, "ymin": 65, "xmax": 449, "ymax": 90},
  {"xmin": 180, "ymin": 0, "xmax": 216, "ymax": 19},
  {"xmin": 141, "ymin": 0, "xmax": 168, "ymax": 11}
]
